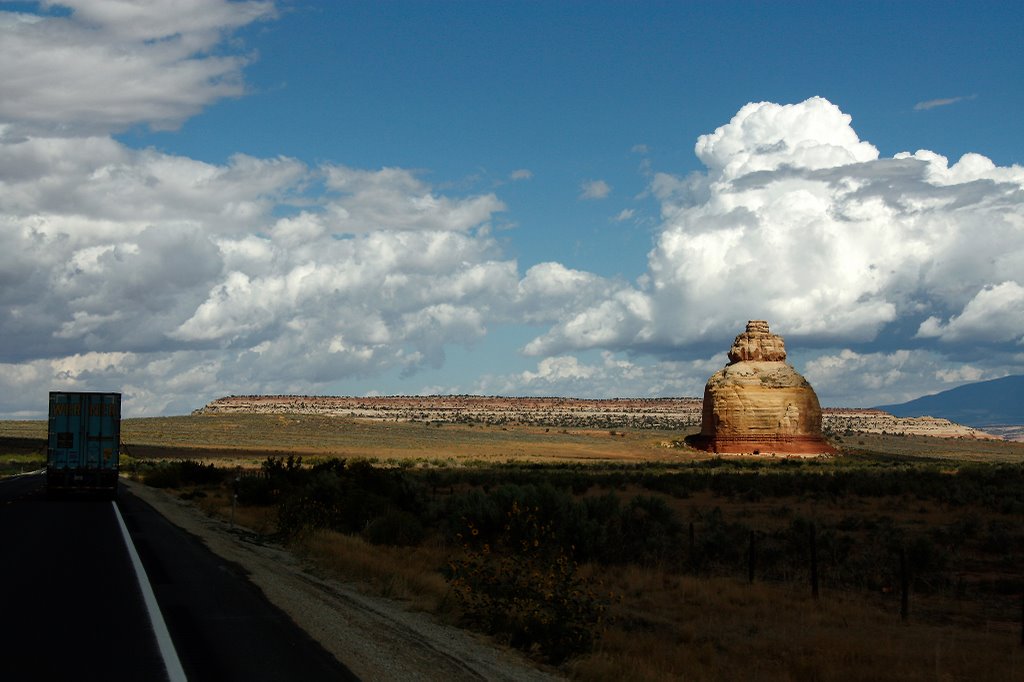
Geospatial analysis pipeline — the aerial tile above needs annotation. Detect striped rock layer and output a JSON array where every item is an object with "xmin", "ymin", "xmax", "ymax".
[{"xmin": 693, "ymin": 321, "xmax": 836, "ymax": 455}]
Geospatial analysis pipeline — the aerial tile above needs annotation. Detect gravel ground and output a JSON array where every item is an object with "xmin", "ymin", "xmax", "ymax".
[{"xmin": 124, "ymin": 480, "xmax": 561, "ymax": 681}]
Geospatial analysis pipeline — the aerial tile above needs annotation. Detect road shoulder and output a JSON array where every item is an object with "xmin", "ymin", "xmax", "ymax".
[{"xmin": 122, "ymin": 479, "xmax": 560, "ymax": 681}]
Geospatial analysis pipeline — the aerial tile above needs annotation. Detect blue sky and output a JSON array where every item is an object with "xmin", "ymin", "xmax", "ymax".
[{"xmin": 1, "ymin": 0, "xmax": 1022, "ymax": 416}]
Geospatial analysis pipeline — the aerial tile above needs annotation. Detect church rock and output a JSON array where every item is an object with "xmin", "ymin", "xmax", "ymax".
[{"xmin": 691, "ymin": 320, "xmax": 836, "ymax": 455}]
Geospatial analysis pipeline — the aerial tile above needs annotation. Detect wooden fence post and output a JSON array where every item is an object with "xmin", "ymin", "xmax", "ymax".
[
  {"xmin": 689, "ymin": 521, "xmax": 696, "ymax": 571},
  {"xmin": 899, "ymin": 547, "xmax": 909, "ymax": 622},
  {"xmin": 810, "ymin": 523, "xmax": 819, "ymax": 600},
  {"xmin": 748, "ymin": 530, "xmax": 756, "ymax": 584}
]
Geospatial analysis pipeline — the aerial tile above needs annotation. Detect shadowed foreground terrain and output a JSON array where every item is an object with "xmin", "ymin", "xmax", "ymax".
[{"xmin": 3, "ymin": 407, "xmax": 1023, "ymax": 680}]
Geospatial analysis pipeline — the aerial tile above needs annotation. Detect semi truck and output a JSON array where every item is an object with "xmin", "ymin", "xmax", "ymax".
[{"xmin": 47, "ymin": 391, "xmax": 121, "ymax": 497}]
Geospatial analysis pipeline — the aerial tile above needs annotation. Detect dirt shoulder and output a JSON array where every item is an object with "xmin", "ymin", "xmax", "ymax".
[{"xmin": 123, "ymin": 479, "xmax": 560, "ymax": 681}]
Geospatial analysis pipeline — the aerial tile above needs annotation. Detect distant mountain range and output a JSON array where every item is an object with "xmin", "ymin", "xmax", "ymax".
[{"xmin": 875, "ymin": 375, "xmax": 1024, "ymax": 427}]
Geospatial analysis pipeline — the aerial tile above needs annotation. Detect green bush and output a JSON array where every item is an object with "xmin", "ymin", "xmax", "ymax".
[
  {"xmin": 271, "ymin": 457, "xmax": 430, "ymax": 540},
  {"xmin": 235, "ymin": 455, "xmax": 308, "ymax": 506},
  {"xmin": 363, "ymin": 509, "xmax": 426, "ymax": 546},
  {"xmin": 142, "ymin": 462, "xmax": 182, "ymax": 489},
  {"xmin": 618, "ymin": 495, "xmax": 684, "ymax": 566},
  {"xmin": 276, "ymin": 473, "xmax": 345, "ymax": 538},
  {"xmin": 441, "ymin": 483, "xmax": 687, "ymax": 567},
  {"xmin": 138, "ymin": 455, "xmax": 1022, "ymax": 609},
  {"xmin": 143, "ymin": 459, "xmax": 224, "ymax": 488},
  {"xmin": 448, "ymin": 500, "xmax": 608, "ymax": 663}
]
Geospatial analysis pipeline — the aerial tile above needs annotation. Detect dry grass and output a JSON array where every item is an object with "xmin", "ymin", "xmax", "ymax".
[
  {"xmin": 189, "ymin": 486, "xmax": 453, "ymax": 614},
  {"xmin": 116, "ymin": 409, "xmax": 704, "ymax": 462},
  {"xmin": 0, "ymin": 420, "xmax": 46, "ymax": 440},
  {"xmin": 192, "ymin": 486, "xmax": 1023, "ymax": 682},
  {"xmin": 568, "ymin": 568, "xmax": 1024, "ymax": 681},
  {"xmin": 2, "ymin": 412, "xmax": 700, "ymax": 463},
  {"xmin": 195, "ymin": 489, "xmax": 279, "ymax": 535},
  {"xmin": 5, "ymin": 413, "xmax": 1024, "ymax": 466},
  {"xmin": 840, "ymin": 432, "xmax": 1024, "ymax": 463},
  {"xmin": 294, "ymin": 531, "xmax": 453, "ymax": 613},
  {"xmin": 209, "ymin": 491, "xmax": 1024, "ymax": 681},
  {"xmin": 7, "ymin": 413, "xmax": 1024, "ymax": 680}
]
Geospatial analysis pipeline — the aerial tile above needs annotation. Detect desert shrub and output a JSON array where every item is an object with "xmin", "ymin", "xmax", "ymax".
[
  {"xmin": 615, "ymin": 495, "xmax": 684, "ymax": 566},
  {"xmin": 960, "ymin": 464, "xmax": 1024, "ymax": 513},
  {"xmin": 362, "ymin": 509, "xmax": 426, "ymax": 547},
  {"xmin": 930, "ymin": 514, "xmax": 980, "ymax": 553},
  {"xmin": 142, "ymin": 462, "xmax": 182, "ymax": 488},
  {"xmin": 980, "ymin": 519, "xmax": 1016, "ymax": 554},
  {"xmin": 441, "ymin": 482, "xmax": 574, "ymax": 548},
  {"xmin": 638, "ymin": 471, "xmax": 702, "ymax": 498},
  {"xmin": 237, "ymin": 455, "xmax": 307, "ymax": 505},
  {"xmin": 273, "ymin": 458, "xmax": 429, "ymax": 540},
  {"xmin": 235, "ymin": 475, "xmax": 276, "ymax": 506},
  {"xmin": 448, "ymin": 500, "xmax": 608, "ymax": 663},
  {"xmin": 574, "ymin": 493, "xmax": 623, "ymax": 562},
  {"xmin": 276, "ymin": 475, "xmax": 341, "ymax": 538},
  {"xmin": 262, "ymin": 454, "xmax": 309, "ymax": 488},
  {"xmin": 180, "ymin": 460, "xmax": 226, "ymax": 485},
  {"xmin": 442, "ymin": 483, "xmax": 687, "ymax": 568},
  {"xmin": 903, "ymin": 534, "xmax": 948, "ymax": 592},
  {"xmin": 689, "ymin": 507, "xmax": 749, "ymax": 571},
  {"xmin": 143, "ymin": 459, "xmax": 224, "ymax": 488}
]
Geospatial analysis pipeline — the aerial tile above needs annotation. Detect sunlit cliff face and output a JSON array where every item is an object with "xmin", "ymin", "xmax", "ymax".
[{"xmin": 694, "ymin": 321, "xmax": 835, "ymax": 455}]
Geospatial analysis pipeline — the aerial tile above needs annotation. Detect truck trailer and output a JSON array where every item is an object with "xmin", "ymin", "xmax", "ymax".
[{"xmin": 47, "ymin": 391, "xmax": 121, "ymax": 497}]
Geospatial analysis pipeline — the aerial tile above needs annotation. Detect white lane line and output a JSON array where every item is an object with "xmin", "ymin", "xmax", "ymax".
[{"xmin": 112, "ymin": 500, "xmax": 188, "ymax": 682}]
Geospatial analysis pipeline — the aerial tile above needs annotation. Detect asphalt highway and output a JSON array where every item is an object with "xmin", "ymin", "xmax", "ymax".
[{"xmin": 0, "ymin": 473, "xmax": 357, "ymax": 681}]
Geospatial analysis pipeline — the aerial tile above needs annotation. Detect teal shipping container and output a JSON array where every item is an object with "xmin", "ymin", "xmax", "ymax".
[{"xmin": 47, "ymin": 391, "xmax": 121, "ymax": 496}]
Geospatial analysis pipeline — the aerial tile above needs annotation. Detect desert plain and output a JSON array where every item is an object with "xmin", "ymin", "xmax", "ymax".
[{"xmin": 2, "ymin": 395, "xmax": 1024, "ymax": 681}]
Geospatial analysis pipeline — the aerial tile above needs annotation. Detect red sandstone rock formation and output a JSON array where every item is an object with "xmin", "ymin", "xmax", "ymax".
[{"xmin": 692, "ymin": 321, "xmax": 836, "ymax": 455}]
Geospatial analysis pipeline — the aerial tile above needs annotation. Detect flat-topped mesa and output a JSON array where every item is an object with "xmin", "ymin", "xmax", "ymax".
[{"xmin": 690, "ymin": 320, "xmax": 836, "ymax": 455}]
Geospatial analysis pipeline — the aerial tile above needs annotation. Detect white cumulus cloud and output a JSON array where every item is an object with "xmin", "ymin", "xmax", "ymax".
[
  {"xmin": 0, "ymin": 0, "xmax": 274, "ymax": 136},
  {"xmin": 324, "ymin": 166, "xmax": 505, "ymax": 233},
  {"xmin": 0, "ymin": 133, "xmax": 575, "ymax": 415},
  {"xmin": 916, "ymin": 281, "xmax": 1024, "ymax": 343},
  {"xmin": 580, "ymin": 179, "xmax": 612, "ymax": 200},
  {"xmin": 2, "ymin": 4, "xmax": 1022, "ymax": 425},
  {"xmin": 472, "ymin": 351, "xmax": 721, "ymax": 399},
  {"xmin": 802, "ymin": 348, "xmax": 997, "ymax": 407},
  {"xmin": 527, "ymin": 97, "xmax": 1024, "ymax": 366}
]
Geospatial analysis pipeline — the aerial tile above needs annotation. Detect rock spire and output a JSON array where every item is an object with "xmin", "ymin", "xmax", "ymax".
[{"xmin": 690, "ymin": 321, "xmax": 835, "ymax": 455}]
